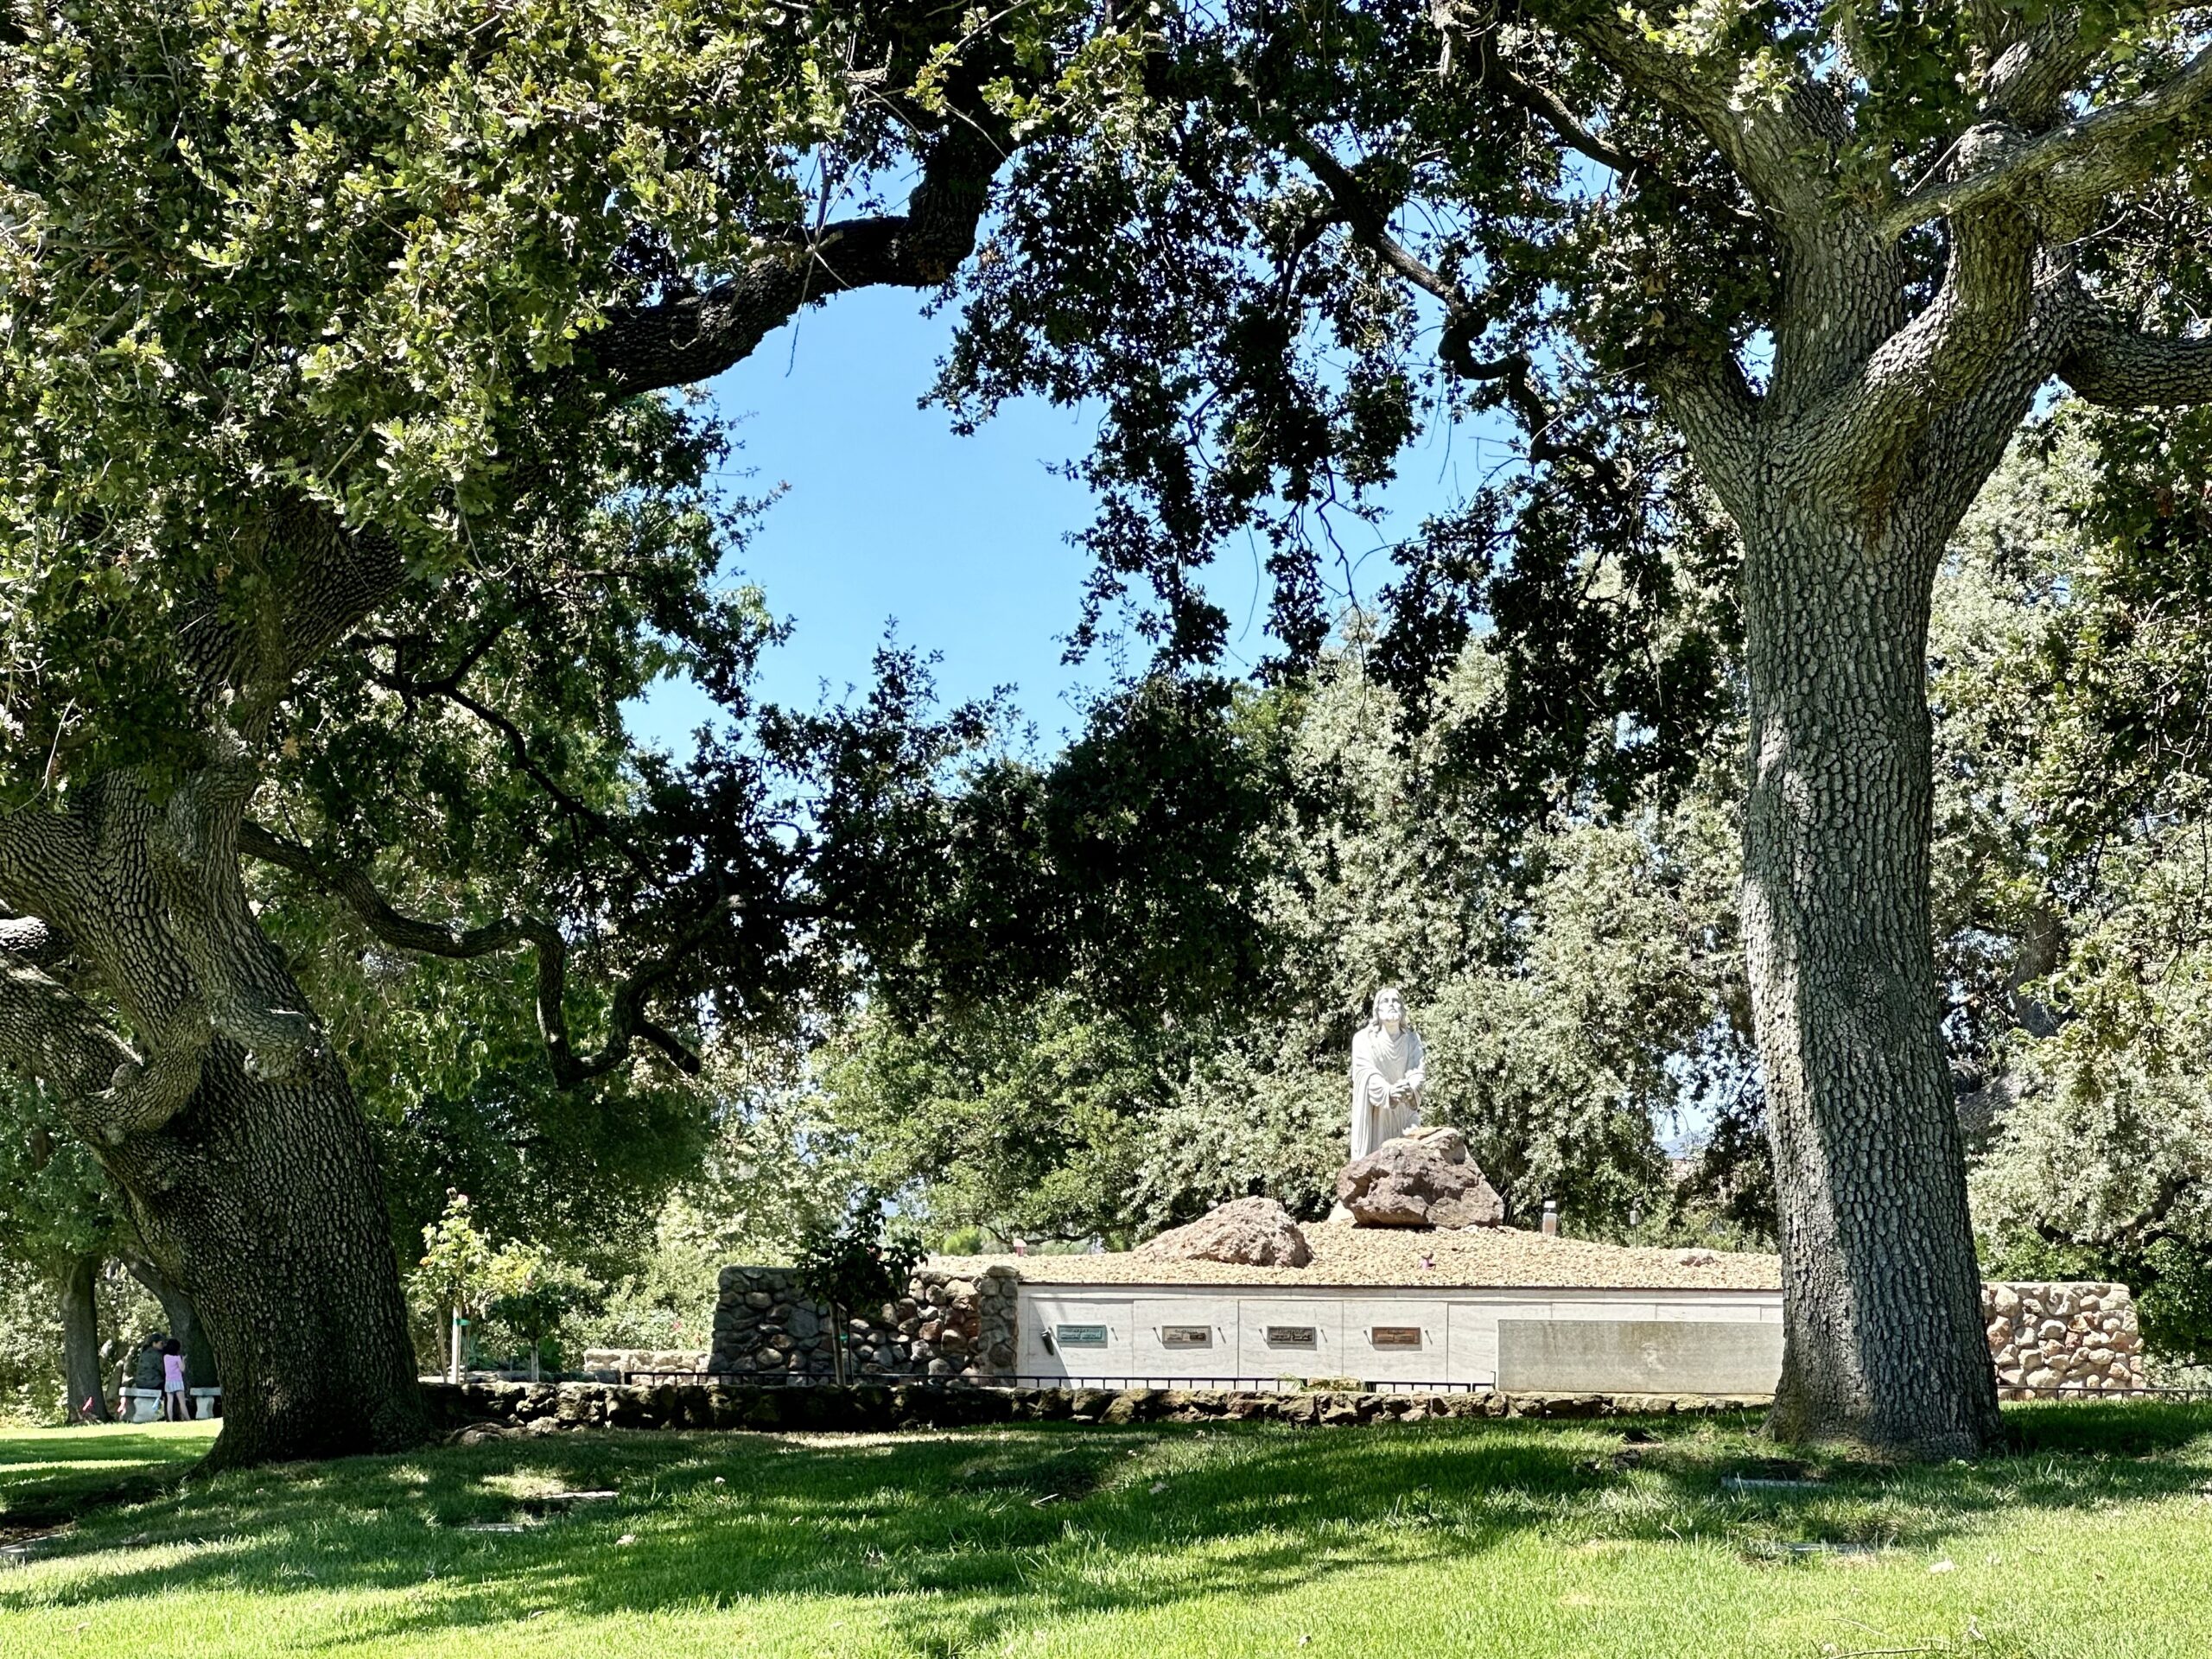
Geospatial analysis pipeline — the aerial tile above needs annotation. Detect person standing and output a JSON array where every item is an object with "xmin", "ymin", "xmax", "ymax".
[{"xmin": 161, "ymin": 1338, "xmax": 191, "ymax": 1421}]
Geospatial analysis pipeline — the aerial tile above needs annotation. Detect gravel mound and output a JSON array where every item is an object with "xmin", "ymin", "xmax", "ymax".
[{"xmin": 934, "ymin": 1221, "xmax": 1780, "ymax": 1292}]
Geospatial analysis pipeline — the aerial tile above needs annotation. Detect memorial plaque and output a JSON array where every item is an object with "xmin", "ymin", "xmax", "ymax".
[
  {"xmin": 1054, "ymin": 1324, "xmax": 1109, "ymax": 1349},
  {"xmin": 1264, "ymin": 1325, "xmax": 1319, "ymax": 1347},
  {"xmin": 1370, "ymin": 1325, "xmax": 1423, "ymax": 1349},
  {"xmin": 1160, "ymin": 1325, "xmax": 1212, "ymax": 1348}
]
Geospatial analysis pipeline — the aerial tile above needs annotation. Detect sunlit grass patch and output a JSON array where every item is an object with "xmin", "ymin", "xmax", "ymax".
[{"xmin": 0, "ymin": 1403, "xmax": 2208, "ymax": 1656}]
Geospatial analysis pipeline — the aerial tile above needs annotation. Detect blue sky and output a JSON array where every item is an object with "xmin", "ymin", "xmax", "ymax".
[{"xmin": 628, "ymin": 286, "xmax": 1512, "ymax": 753}]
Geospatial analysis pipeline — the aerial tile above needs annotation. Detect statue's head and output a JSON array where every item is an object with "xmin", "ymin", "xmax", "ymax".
[{"xmin": 1369, "ymin": 988, "xmax": 1408, "ymax": 1034}]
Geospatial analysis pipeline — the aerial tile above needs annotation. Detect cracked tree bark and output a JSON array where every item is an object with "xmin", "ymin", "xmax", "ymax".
[
  {"xmin": 105, "ymin": 1040, "xmax": 423, "ymax": 1462},
  {"xmin": 1650, "ymin": 248, "xmax": 2065, "ymax": 1452},
  {"xmin": 1732, "ymin": 481, "xmax": 2006, "ymax": 1456},
  {"xmin": 0, "ymin": 769, "xmax": 430, "ymax": 1464},
  {"xmin": 1389, "ymin": 2, "xmax": 2212, "ymax": 1452}
]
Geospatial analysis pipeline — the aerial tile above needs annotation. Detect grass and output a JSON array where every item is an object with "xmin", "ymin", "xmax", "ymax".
[
  {"xmin": 1, "ymin": 1403, "xmax": 2209, "ymax": 1656},
  {"xmin": 0, "ymin": 1420, "xmax": 215, "ymax": 1528}
]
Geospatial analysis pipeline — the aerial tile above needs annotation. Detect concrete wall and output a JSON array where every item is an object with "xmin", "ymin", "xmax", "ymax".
[
  {"xmin": 1012, "ymin": 1283, "xmax": 1784, "ymax": 1389},
  {"xmin": 1497, "ymin": 1318, "xmax": 1785, "ymax": 1394},
  {"xmin": 709, "ymin": 1268, "xmax": 2150, "ymax": 1397}
]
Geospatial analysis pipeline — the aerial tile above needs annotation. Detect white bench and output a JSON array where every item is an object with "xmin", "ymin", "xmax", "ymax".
[{"xmin": 120, "ymin": 1385, "xmax": 222, "ymax": 1420}]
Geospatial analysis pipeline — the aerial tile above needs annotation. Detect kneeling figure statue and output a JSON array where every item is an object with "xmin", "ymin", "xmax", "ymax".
[{"xmin": 1350, "ymin": 987, "xmax": 1424, "ymax": 1160}]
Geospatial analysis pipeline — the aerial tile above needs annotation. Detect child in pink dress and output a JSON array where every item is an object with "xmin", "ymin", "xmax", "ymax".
[{"xmin": 161, "ymin": 1339, "xmax": 190, "ymax": 1421}]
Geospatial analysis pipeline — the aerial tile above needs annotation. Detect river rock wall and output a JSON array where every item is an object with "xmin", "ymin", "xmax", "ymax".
[
  {"xmin": 423, "ymin": 1378, "xmax": 1773, "ymax": 1436},
  {"xmin": 710, "ymin": 1264, "xmax": 1019, "ymax": 1382},
  {"xmin": 580, "ymin": 1348, "xmax": 708, "ymax": 1380},
  {"xmin": 1986, "ymin": 1281, "xmax": 2145, "ymax": 1398}
]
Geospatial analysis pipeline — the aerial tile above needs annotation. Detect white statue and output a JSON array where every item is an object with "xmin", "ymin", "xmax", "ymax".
[{"xmin": 1350, "ymin": 988, "xmax": 1425, "ymax": 1159}]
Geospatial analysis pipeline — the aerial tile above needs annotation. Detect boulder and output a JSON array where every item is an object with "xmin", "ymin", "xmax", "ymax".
[
  {"xmin": 1135, "ymin": 1197, "xmax": 1313, "ymax": 1268},
  {"xmin": 1401, "ymin": 1123, "xmax": 1470, "ymax": 1164},
  {"xmin": 1336, "ymin": 1135, "xmax": 1505, "ymax": 1228}
]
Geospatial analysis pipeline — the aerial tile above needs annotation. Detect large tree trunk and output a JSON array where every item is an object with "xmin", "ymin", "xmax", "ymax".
[
  {"xmin": 0, "ymin": 759, "xmax": 434, "ymax": 1468},
  {"xmin": 1737, "ymin": 494, "xmax": 2001, "ymax": 1458},
  {"xmin": 99, "ymin": 1042, "xmax": 428, "ymax": 1466},
  {"xmin": 59, "ymin": 1253, "xmax": 113, "ymax": 1423}
]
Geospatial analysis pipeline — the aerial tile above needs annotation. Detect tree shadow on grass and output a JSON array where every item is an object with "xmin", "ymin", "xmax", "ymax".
[
  {"xmin": 4, "ymin": 1402, "xmax": 2209, "ymax": 1654},
  {"xmin": 0, "ymin": 1426, "xmax": 213, "ymax": 1529}
]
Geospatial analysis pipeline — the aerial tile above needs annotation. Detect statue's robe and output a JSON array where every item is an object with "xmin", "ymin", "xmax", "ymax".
[{"xmin": 1350, "ymin": 1025, "xmax": 1425, "ymax": 1159}]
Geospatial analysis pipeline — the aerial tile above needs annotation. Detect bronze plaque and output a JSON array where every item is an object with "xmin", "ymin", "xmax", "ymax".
[
  {"xmin": 1370, "ymin": 1325, "xmax": 1423, "ymax": 1349},
  {"xmin": 1160, "ymin": 1325, "xmax": 1212, "ymax": 1348},
  {"xmin": 1265, "ymin": 1325, "xmax": 1318, "ymax": 1347}
]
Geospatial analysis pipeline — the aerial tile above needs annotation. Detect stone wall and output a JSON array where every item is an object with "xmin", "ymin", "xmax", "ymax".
[
  {"xmin": 710, "ymin": 1264, "xmax": 1019, "ymax": 1382},
  {"xmin": 422, "ymin": 1377, "xmax": 1773, "ymax": 1437},
  {"xmin": 709, "ymin": 1267, "xmax": 2148, "ymax": 1396},
  {"xmin": 1985, "ymin": 1281, "xmax": 2145, "ymax": 1399},
  {"xmin": 580, "ymin": 1348, "xmax": 708, "ymax": 1380}
]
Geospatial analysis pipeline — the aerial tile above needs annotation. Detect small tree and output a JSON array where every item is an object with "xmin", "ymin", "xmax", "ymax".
[
  {"xmin": 410, "ymin": 1192, "xmax": 495, "ymax": 1382},
  {"xmin": 791, "ymin": 1192, "xmax": 925, "ymax": 1385},
  {"xmin": 485, "ymin": 1248, "xmax": 593, "ymax": 1382}
]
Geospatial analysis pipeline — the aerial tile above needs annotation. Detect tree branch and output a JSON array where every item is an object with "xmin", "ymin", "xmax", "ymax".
[
  {"xmin": 0, "ymin": 914, "xmax": 70, "ymax": 968},
  {"xmin": 1808, "ymin": 206, "xmax": 2045, "ymax": 495},
  {"xmin": 2059, "ymin": 318, "xmax": 2212, "ymax": 407},
  {"xmin": 238, "ymin": 822, "xmax": 702, "ymax": 1084},
  {"xmin": 590, "ymin": 117, "xmax": 1002, "ymax": 399},
  {"xmin": 1882, "ymin": 41, "xmax": 2212, "ymax": 239},
  {"xmin": 1460, "ymin": 24, "xmax": 1637, "ymax": 175},
  {"xmin": 1459, "ymin": 24, "xmax": 1764, "ymax": 231},
  {"xmin": 0, "ymin": 779, "xmax": 226, "ymax": 1125},
  {"xmin": 1649, "ymin": 351, "xmax": 1763, "ymax": 505},
  {"xmin": 149, "ymin": 729, "xmax": 321, "ymax": 1083},
  {"xmin": 353, "ymin": 652, "xmax": 660, "ymax": 883},
  {"xmin": 1278, "ymin": 127, "xmax": 1631, "ymax": 485},
  {"xmin": 1527, "ymin": 0, "xmax": 1849, "ymax": 230},
  {"xmin": 0, "ymin": 949, "xmax": 200, "ymax": 1145},
  {"xmin": 181, "ymin": 504, "xmax": 406, "ymax": 718}
]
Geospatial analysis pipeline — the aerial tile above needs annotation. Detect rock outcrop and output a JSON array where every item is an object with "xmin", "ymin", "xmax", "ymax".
[
  {"xmin": 1336, "ymin": 1130, "xmax": 1505, "ymax": 1228},
  {"xmin": 1135, "ymin": 1197, "xmax": 1313, "ymax": 1268}
]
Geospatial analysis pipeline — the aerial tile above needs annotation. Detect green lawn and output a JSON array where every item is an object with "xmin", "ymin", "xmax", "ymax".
[
  {"xmin": 2, "ymin": 1405, "xmax": 2209, "ymax": 1656},
  {"xmin": 0, "ymin": 1419, "xmax": 216, "ymax": 1527}
]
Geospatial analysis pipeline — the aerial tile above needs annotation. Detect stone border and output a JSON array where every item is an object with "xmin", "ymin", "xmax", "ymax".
[
  {"xmin": 580, "ymin": 1347, "xmax": 708, "ymax": 1381},
  {"xmin": 423, "ymin": 1378, "xmax": 1773, "ymax": 1436}
]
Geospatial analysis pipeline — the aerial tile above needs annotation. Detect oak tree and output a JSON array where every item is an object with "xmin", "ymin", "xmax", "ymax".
[
  {"xmin": 950, "ymin": 2, "xmax": 2212, "ymax": 1451},
  {"xmin": 0, "ymin": 0, "xmax": 1090, "ymax": 1465}
]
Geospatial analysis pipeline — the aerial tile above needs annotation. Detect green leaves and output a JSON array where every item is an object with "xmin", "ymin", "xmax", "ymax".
[
  {"xmin": 808, "ymin": 641, "xmax": 1753, "ymax": 1243},
  {"xmin": 410, "ymin": 1188, "xmax": 498, "ymax": 1314},
  {"xmin": 791, "ymin": 1190, "xmax": 925, "ymax": 1323},
  {"xmin": 0, "ymin": 0, "xmax": 876, "ymax": 784}
]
